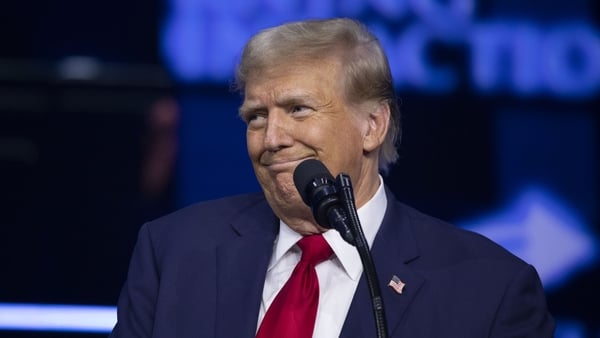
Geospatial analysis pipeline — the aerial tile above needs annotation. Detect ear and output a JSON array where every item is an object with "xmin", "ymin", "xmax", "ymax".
[{"xmin": 363, "ymin": 102, "xmax": 390, "ymax": 153}]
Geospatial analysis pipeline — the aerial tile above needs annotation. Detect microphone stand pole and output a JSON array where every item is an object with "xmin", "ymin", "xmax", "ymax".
[{"xmin": 336, "ymin": 173, "xmax": 388, "ymax": 338}]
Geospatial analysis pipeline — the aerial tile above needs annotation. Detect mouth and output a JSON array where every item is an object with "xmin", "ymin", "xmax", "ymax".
[{"xmin": 261, "ymin": 157, "xmax": 314, "ymax": 172}]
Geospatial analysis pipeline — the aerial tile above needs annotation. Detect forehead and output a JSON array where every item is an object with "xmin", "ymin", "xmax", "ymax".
[{"xmin": 243, "ymin": 59, "xmax": 343, "ymax": 102}]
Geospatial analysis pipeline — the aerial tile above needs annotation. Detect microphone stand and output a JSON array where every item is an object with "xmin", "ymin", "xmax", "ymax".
[{"xmin": 336, "ymin": 173, "xmax": 388, "ymax": 338}]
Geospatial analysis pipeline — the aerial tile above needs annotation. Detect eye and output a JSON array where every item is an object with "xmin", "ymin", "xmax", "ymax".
[
  {"xmin": 246, "ymin": 113, "xmax": 267, "ymax": 128},
  {"xmin": 290, "ymin": 105, "xmax": 312, "ymax": 117}
]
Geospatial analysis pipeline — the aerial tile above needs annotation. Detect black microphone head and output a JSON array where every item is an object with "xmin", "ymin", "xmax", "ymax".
[{"xmin": 293, "ymin": 159, "xmax": 334, "ymax": 206}]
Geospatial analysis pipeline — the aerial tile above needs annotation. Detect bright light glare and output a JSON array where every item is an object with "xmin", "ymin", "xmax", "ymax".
[{"xmin": 0, "ymin": 303, "xmax": 116, "ymax": 332}]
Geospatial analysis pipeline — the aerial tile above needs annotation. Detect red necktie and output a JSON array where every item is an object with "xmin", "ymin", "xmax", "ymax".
[{"xmin": 256, "ymin": 234, "xmax": 333, "ymax": 338}]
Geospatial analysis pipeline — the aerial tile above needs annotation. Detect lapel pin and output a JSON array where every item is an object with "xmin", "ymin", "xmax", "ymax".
[{"xmin": 388, "ymin": 275, "xmax": 406, "ymax": 294}]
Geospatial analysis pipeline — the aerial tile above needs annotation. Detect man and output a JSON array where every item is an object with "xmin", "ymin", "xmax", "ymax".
[{"xmin": 110, "ymin": 18, "xmax": 554, "ymax": 337}]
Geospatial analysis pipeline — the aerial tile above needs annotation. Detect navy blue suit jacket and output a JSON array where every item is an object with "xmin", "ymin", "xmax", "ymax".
[{"xmin": 110, "ymin": 189, "xmax": 554, "ymax": 337}]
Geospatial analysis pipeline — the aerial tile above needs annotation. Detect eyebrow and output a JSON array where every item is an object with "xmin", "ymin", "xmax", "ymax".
[
  {"xmin": 275, "ymin": 94, "xmax": 316, "ymax": 108},
  {"xmin": 239, "ymin": 92, "xmax": 318, "ymax": 117},
  {"xmin": 238, "ymin": 102, "xmax": 264, "ymax": 118}
]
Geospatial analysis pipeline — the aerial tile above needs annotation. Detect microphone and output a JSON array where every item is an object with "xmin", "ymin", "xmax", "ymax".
[
  {"xmin": 293, "ymin": 159, "xmax": 354, "ymax": 245},
  {"xmin": 294, "ymin": 159, "xmax": 388, "ymax": 337}
]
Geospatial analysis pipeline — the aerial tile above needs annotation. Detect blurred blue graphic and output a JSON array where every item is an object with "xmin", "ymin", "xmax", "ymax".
[
  {"xmin": 461, "ymin": 187, "xmax": 598, "ymax": 291},
  {"xmin": 161, "ymin": 0, "xmax": 600, "ymax": 97}
]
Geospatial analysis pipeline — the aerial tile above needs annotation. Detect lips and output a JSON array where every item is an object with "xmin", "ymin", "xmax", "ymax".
[{"xmin": 260, "ymin": 155, "xmax": 314, "ymax": 171}]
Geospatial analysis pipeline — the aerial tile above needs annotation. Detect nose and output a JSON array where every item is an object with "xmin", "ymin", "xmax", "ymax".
[{"xmin": 263, "ymin": 110, "xmax": 294, "ymax": 152}]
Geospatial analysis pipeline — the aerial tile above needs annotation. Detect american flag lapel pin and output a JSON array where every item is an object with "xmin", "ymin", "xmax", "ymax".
[{"xmin": 388, "ymin": 275, "xmax": 406, "ymax": 294}]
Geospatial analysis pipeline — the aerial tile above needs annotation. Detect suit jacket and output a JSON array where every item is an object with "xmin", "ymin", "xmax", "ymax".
[{"xmin": 110, "ymin": 188, "xmax": 554, "ymax": 337}]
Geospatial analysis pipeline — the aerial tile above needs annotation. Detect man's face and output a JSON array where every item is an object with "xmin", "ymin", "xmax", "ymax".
[{"xmin": 240, "ymin": 59, "xmax": 379, "ymax": 234}]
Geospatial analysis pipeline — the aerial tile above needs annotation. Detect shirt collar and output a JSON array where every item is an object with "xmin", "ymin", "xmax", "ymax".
[
  {"xmin": 269, "ymin": 176, "xmax": 388, "ymax": 280},
  {"xmin": 268, "ymin": 220, "xmax": 303, "ymax": 270}
]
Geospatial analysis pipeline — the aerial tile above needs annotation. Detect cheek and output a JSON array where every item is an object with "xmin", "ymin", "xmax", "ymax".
[
  {"xmin": 332, "ymin": 122, "xmax": 366, "ymax": 166},
  {"xmin": 246, "ymin": 132, "xmax": 262, "ymax": 159},
  {"xmin": 331, "ymin": 118, "xmax": 364, "ymax": 148}
]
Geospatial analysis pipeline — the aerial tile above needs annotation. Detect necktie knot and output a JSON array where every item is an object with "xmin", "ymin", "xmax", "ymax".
[{"xmin": 297, "ymin": 234, "xmax": 333, "ymax": 266}]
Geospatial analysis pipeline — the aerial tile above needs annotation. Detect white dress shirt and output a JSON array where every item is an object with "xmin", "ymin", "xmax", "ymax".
[{"xmin": 257, "ymin": 176, "xmax": 387, "ymax": 337}]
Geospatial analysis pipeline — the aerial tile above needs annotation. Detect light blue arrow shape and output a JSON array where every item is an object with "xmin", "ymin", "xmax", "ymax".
[{"xmin": 461, "ymin": 187, "xmax": 598, "ymax": 290}]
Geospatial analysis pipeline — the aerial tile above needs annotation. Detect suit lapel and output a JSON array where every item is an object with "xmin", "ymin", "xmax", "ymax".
[
  {"xmin": 215, "ymin": 198, "xmax": 279, "ymax": 338},
  {"xmin": 340, "ymin": 189, "xmax": 425, "ymax": 338}
]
